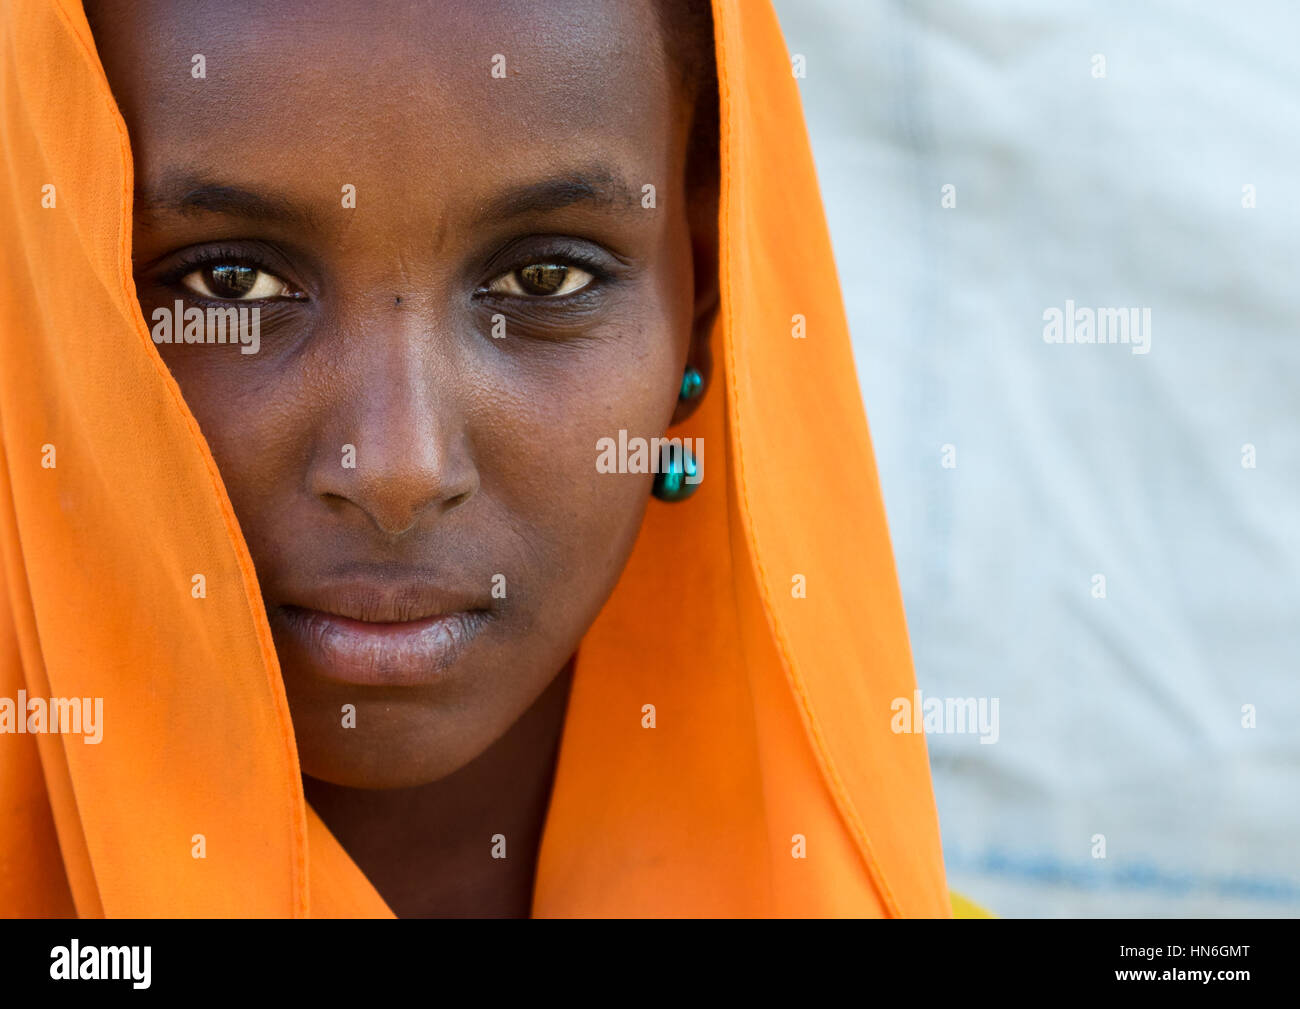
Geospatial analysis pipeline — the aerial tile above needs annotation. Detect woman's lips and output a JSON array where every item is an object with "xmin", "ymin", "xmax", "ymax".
[{"xmin": 275, "ymin": 604, "xmax": 491, "ymax": 688}]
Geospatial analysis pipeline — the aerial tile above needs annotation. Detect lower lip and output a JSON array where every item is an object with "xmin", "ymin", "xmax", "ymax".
[{"xmin": 275, "ymin": 606, "xmax": 490, "ymax": 687}]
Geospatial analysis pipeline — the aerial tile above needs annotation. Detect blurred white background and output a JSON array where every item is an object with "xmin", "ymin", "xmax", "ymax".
[{"xmin": 772, "ymin": 0, "xmax": 1300, "ymax": 917}]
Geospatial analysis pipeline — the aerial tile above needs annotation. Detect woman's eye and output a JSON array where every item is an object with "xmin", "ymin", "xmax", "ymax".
[
  {"xmin": 179, "ymin": 263, "xmax": 292, "ymax": 301},
  {"xmin": 488, "ymin": 262, "xmax": 595, "ymax": 298}
]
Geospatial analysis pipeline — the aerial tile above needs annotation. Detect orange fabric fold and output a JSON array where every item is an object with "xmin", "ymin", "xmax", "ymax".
[{"xmin": 0, "ymin": 0, "xmax": 951, "ymax": 917}]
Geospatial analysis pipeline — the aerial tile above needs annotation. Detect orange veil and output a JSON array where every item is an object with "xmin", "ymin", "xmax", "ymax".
[{"xmin": 0, "ymin": 0, "xmax": 953, "ymax": 917}]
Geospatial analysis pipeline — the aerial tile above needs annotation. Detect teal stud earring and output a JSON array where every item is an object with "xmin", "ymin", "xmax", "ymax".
[
  {"xmin": 652, "ymin": 367, "xmax": 704, "ymax": 503},
  {"xmin": 678, "ymin": 366, "xmax": 704, "ymax": 402}
]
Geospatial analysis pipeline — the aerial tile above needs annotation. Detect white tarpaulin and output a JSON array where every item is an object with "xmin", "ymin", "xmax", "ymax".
[{"xmin": 773, "ymin": 0, "xmax": 1300, "ymax": 917}]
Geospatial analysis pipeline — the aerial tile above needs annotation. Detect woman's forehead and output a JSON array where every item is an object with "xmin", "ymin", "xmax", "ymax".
[
  {"xmin": 91, "ymin": 0, "xmax": 683, "ymax": 174},
  {"xmin": 89, "ymin": 0, "xmax": 691, "ymax": 250}
]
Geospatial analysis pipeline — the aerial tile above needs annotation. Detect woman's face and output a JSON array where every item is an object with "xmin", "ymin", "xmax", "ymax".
[{"xmin": 90, "ymin": 0, "xmax": 712, "ymax": 788}]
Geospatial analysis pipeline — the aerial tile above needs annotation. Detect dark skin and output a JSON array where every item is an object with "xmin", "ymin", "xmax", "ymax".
[{"xmin": 86, "ymin": 0, "xmax": 717, "ymax": 916}]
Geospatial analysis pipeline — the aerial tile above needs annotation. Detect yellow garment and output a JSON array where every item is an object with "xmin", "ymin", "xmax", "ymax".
[
  {"xmin": 952, "ymin": 893, "xmax": 996, "ymax": 919},
  {"xmin": 0, "ymin": 0, "xmax": 968, "ymax": 917}
]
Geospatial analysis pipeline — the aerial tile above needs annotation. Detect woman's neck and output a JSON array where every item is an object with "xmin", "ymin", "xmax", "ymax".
[{"xmin": 303, "ymin": 659, "xmax": 575, "ymax": 918}]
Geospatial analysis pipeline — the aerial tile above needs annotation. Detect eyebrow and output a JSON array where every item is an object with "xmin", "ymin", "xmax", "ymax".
[
  {"xmin": 136, "ymin": 175, "xmax": 322, "ymax": 228},
  {"xmin": 476, "ymin": 168, "xmax": 643, "ymax": 222},
  {"xmin": 135, "ymin": 167, "xmax": 643, "ymax": 230}
]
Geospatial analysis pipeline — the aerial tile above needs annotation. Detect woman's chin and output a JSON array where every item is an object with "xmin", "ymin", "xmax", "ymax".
[
  {"xmin": 298, "ymin": 742, "xmax": 474, "ymax": 791},
  {"xmin": 287, "ymin": 696, "xmax": 491, "ymax": 791}
]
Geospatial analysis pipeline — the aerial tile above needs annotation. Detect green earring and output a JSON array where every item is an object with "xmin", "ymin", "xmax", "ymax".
[
  {"xmin": 651, "ymin": 443, "xmax": 700, "ymax": 502},
  {"xmin": 678, "ymin": 366, "xmax": 704, "ymax": 402},
  {"xmin": 652, "ymin": 367, "xmax": 703, "ymax": 503}
]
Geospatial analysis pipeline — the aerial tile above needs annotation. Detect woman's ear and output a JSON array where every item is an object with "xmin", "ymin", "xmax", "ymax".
[{"xmin": 672, "ymin": 177, "xmax": 720, "ymax": 426}]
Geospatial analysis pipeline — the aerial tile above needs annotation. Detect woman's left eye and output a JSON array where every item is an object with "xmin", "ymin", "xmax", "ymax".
[
  {"xmin": 487, "ymin": 262, "xmax": 595, "ymax": 298},
  {"xmin": 179, "ymin": 263, "xmax": 292, "ymax": 301}
]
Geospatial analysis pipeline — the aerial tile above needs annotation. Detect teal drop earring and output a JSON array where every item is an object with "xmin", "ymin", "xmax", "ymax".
[{"xmin": 652, "ymin": 366, "xmax": 704, "ymax": 503}]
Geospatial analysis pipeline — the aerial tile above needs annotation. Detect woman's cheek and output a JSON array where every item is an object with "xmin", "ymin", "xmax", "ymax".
[{"xmin": 482, "ymin": 357, "xmax": 667, "ymax": 597}]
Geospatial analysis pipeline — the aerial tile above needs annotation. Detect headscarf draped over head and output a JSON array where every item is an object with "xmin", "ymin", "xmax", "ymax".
[{"xmin": 0, "ymin": 0, "xmax": 953, "ymax": 917}]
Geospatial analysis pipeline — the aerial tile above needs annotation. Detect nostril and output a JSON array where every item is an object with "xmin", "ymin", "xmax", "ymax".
[{"xmin": 444, "ymin": 489, "xmax": 473, "ymax": 511}]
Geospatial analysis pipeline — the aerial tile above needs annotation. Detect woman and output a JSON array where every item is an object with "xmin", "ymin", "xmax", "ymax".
[{"xmin": 0, "ymin": 0, "xmax": 977, "ymax": 917}]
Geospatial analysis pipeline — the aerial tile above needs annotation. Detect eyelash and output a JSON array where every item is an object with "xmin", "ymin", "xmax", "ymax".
[
  {"xmin": 154, "ymin": 239, "xmax": 618, "ymax": 306},
  {"xmin": 477, "ymin": 242, "xmax": 616, "ymax": 303},
  {"xmin": 157, "ymin": 245, "xmax": 303, "ymax": 303}
]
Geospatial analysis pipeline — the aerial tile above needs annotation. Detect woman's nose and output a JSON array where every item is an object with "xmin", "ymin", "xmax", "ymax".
[{"xmin": 307, "ymin": 329, "xmax": 479, "ymax": 538}]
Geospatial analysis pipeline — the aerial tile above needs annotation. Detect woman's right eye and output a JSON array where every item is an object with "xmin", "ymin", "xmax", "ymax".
[{"xmin": 179, "ymin": 263, "xmax": 294, "ymax": 301}]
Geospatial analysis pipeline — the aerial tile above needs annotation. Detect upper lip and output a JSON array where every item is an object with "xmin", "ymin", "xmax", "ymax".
[{"xmin": 274, "ymin": 572, "xmax": 492, "ymax": 624}]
